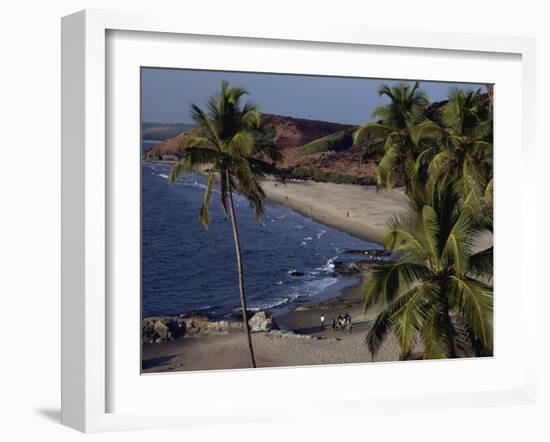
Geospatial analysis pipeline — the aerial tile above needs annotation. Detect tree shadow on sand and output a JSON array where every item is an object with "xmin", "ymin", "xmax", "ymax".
[{"xmin": 141, "ymin": 354, "xmax": 178, "ymax": 370}]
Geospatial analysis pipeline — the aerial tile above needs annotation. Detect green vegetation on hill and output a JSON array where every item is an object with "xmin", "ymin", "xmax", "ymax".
[{"xmin": 299, "ymin": 129, "xmax": 355, "ymax": 155}]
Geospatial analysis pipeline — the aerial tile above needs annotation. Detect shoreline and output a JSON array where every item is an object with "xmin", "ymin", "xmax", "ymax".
[
  {"xmin": 263, "ymin": 179, "xmax": 408, "ymax": 244},
  {"xmin": 142, "ymin": 272, "xmax": 406, "ymax": 372},
  {"xmin": 142, "ymin": 159, "xmax": 407, "ymax": 244},
  {"xmin": 262, "ymin": 179, "xmax": 493, "ymax": 252},
  {"xmin": 140, "ymin": 166, "xmax": 493, "ymax": 372}
]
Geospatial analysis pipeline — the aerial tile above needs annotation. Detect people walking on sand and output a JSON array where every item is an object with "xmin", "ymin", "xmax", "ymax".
[
  {"xmin": 320, "ymin": 313, "xmax": 325, "ymax": 330},
  {"xmin": 345, "ymin": 312, "xmax": 352, "ymax": 332},
  {"xmin": 331, "ymin": 317, "xmax": 336, "ymax": 331},
  {"xmin": 338, "ymin": 314, "xmax": 346, "ymax": 329}
]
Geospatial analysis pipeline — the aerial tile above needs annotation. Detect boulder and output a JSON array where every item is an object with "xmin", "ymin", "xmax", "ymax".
[
  {"xmin": 141, "ymin": 316, "xmax": 187, "ymax": 344},
  {"xmin": 248, "ymin": 311, "xmax": 273, "ymax": 332},
  {"xmin": 153, "ymin": 320, "xmax": 169, "ymax": 338}
]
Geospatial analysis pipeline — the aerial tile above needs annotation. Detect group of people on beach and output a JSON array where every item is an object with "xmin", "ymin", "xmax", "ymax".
[{"xmin": 319, "ymin": 313, "xmax": 352, "ymax": 332}]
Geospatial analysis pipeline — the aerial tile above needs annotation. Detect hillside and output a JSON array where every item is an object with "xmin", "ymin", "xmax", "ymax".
[
  {"xmin": 142, "ymin": 122, "xmax": 195, "ymax": 141},
  {"xmin": 141, "ymin": 99, "xmax": 449, "ymax": 184},
  {"xmin": 142, "ymin": 113, "xmax": 377, "ymax": 182}
]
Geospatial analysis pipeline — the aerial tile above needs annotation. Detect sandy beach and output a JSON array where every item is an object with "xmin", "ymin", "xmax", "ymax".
[
  {"xmin": 142, "ymin": 179, "xmax": 492, "ymax": 373},
  {"xmin": 263, "ymin": 180, "xmax": 408, "ymax": 244},
  {"xmin": 142, "ymin": 275, "xmax": 406, "ymax": 373},
  {"xmin": 263, "ymin": 180, "xmax": 493, "ymax": 251}
]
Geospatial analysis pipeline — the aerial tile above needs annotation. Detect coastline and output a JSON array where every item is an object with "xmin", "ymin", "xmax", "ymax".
[
  {"xmin": 263, "ymin": 179, "xmax": 493, "ymax": 251},
  {"xmin": 142, "ymin": 273, "xmax": 404, "ymax": 372},
  {"xmin": 140, "ymin": 167, "xmax": 493, "ymax": 372},
  {"xmin": 263, "ymin": 179, "xmax": 408, "ymax": 244}
]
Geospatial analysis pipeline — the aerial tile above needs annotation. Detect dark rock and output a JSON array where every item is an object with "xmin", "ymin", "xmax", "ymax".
[
  {"xmin": 142, "ymin": 316, "xmax": 187, "ymax": 344},
  {"xmin": 289, "ymin": 271, "xmax": 305, "ymax": 277},
  {"xmin": 342, "ymin": 248, "xmax": 391, "ymax": 257}
]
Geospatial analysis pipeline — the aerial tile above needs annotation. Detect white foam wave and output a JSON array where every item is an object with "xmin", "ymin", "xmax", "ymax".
[
  {"xmin": 248, "ymin": 293, "xmax": 300, "ymax": 311},
  {"xmin": 302, "ymin": 277, "xmax": 338, "ymax": 294},
  {"xmin": 317, "ymin": 255, "xmax": 338, "ymax": 273}
]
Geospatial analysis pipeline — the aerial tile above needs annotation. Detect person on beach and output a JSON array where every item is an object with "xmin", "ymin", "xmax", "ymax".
[
  {"xmin": 320, "ymin": 313, "xmax": 325, "ymax": 330},
  {"xmin": 345, "ymin": 313, "xmax": 352, "ymax": 332},
  {"xmin": 332, "ymin": 317, "xmax": 336, "ymax": 331}
]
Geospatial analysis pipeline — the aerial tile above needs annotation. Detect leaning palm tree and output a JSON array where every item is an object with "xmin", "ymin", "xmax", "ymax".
[
  {"xmin": 168, "ymin": 80, "xmax": 282, "ymax": 368},
  {"xmin": 353, "ymin": 81, "xmax": 430, "ymax": 193},
  {"xmin": 364, "ymin": 180, "xmax": 493, "ymax": 360}
]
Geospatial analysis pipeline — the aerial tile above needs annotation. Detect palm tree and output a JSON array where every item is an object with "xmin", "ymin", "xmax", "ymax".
[
  {"xmin": 168, "ymin": 80, "xmax": 282, "ymax": 368},
  {"xmin": 353, "ymin": 81, "xmax": 430, "ymax": 193},
  {"xmin": 419, "ymin": 88, "xmax": 493, "ymax": 201},
  {"xmin": 363, "ymin": 181, "xmax": 493, "ymax": 360}
]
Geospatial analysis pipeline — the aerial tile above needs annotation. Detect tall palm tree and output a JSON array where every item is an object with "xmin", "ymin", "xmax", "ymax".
[
  {"xmin": 168, "ymin": 80, "xmax": 282, "ymax": 368},
  {"xmin": 364, "ymin": 181, "xmax": 493, "ymax": 360},
  {"xmin": 353, "ymin": 81, "xmax": 430, "ymax": 193}
]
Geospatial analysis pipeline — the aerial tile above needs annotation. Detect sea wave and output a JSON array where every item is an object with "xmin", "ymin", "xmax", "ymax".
[{"xmin": 317, "ymin": 256, "xmax": 338, "ymax": 273}]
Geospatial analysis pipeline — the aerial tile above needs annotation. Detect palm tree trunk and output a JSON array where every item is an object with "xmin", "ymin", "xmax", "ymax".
[{"xmin": 227, "ymin": 184, "xmax": 257, "ymax": 368}]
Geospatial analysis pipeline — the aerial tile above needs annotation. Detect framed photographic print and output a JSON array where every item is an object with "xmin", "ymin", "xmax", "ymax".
[{"xmin": 61, "ymin": 9, "xmax": 537, "ymax": 432}]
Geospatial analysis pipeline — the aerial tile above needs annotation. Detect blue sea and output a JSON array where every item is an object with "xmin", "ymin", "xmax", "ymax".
[{"xmin": 141, "ymin": 141, "xmax": 381, "ymax": 319}]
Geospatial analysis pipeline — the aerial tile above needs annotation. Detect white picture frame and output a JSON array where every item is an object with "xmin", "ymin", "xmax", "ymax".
[{"xmin": 61, "ymin": 9, "xmax": 537, "ymax": 433}]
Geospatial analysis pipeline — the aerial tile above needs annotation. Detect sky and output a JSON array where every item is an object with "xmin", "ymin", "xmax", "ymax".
[{"xmin": 141, "ymin": 68, "xmax": 487, "ymax": 126}]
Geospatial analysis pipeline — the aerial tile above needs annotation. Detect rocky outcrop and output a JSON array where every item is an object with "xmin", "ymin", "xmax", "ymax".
[
  {"xmin": 142, "ymin": 310, "xmax": 277, "ymax": 343},
  {"xmin": 342, "ymin": 248, "xmax": 392, "ymax": 257},
  {"xmin": 142, "ymin": 316, "xmax": 188, "ymax": 344},
  {"xmin": 248, "ymin": 311, "xmax": 274, "ymax": 332},
  {"xmin": 334, "ymin": 258, "xmax": 394, "ymax": 275}
]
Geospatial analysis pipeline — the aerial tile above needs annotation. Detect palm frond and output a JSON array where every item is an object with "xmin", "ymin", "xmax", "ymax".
[
  {"xmin": 422, "ymin": 314, "xmax": 452, "ymax": 359},
  {"xmin": 199, "ymin": 172, "xmax": 216, "ymax": 228},
  {"xmin": 468, "ymin": 246, "xmax": 493, "ymax": 281},
  {"xmin": 363, "ymin": 262, "xmax": 434, "ymax": 311},
  {"xmin": 366, "ymin": 284, "xmax": 431, "ymax": 358},
  {"xmin": 449, "ymin": 276, "xmax": 493, "ymax": 352},
  {"xmin": 353, "ymin": 123, "xmax": 393, "ymax": 145},
  {"xmin": 390, "ymin": 283, "xmax": 440, "ymax": 355}
]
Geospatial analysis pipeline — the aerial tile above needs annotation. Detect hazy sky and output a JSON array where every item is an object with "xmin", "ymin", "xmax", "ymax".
[{"xmin": 141, "ymin": 68, "xmax": 486, "ymax": 125}]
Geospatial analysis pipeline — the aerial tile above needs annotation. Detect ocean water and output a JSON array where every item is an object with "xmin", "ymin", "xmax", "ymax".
[{"xmin": 141, "ymin": 142, "xmax": 381, "ymax": 319}]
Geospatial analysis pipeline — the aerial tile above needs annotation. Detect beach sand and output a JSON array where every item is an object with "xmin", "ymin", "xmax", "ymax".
[
  {"xmin": 142, "ymin": 275, "xmax": 403, "ymax": 373},
  {"xmin": 142, "ymin": 180, "xmax": 492, "ymax": 373},
  {"xmin": 263, "ymin": 180, "xmax": 493, "ymax": 251},
  {"xmin": 263, "ymin": 180, "xmax": 408, "ymax": 244}
]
